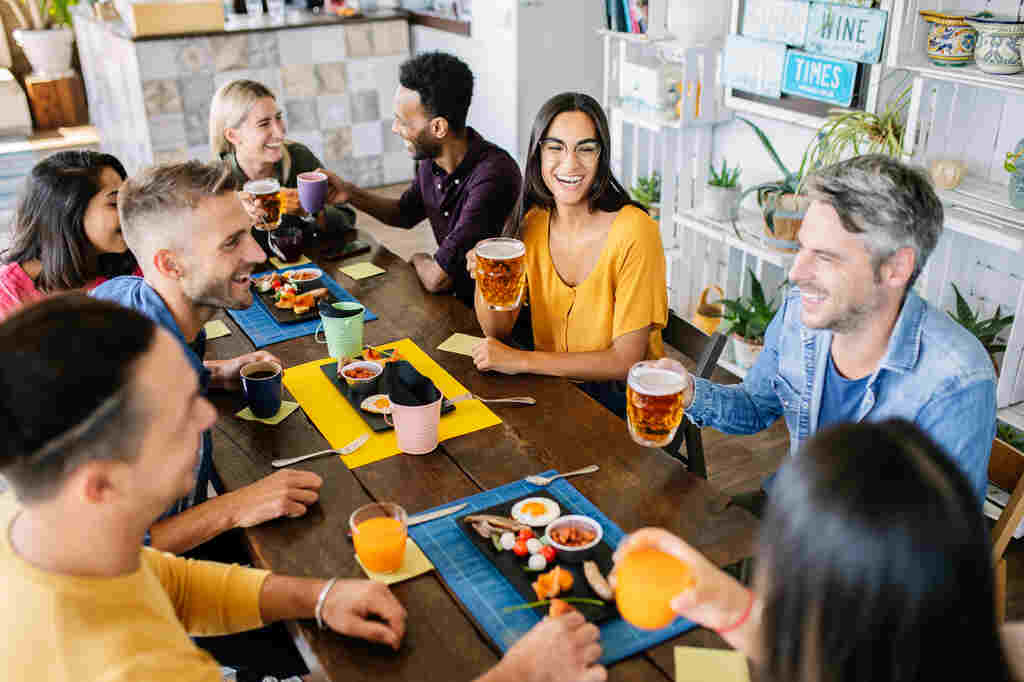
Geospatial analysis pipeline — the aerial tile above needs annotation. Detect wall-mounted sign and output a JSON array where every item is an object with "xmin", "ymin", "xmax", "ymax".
[
  {"xmin": 782, "ymin": 50, "xmax": 858, "ymax": 106},
  {"xmin": 742, "ymin": 0, "xmax": 810, "ymax": 47},
  {"xmin": 724, "ymin": 34, "xmax": 787, "ymax": 99},
  {"xmin": 804, "ymin": 2, "xmax": 888, "ymax": 64}
]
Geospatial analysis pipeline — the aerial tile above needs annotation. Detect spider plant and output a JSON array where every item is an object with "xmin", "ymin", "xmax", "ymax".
[
  {"xmin": 3, "ymin": 0, "xmax": 75, "ymax": 29},
  {"xmin": 1006, "ymin": 149, "xmax": 1023, "ymax": 175}
]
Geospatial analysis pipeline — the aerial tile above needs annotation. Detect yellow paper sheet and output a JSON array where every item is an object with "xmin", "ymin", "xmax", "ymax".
[
  {"xmin": 437, "ymin": 333, "xmax": 483, "ymax": 357},
  {"xmin": 269, "ymin": 255, "xmax": 312, "ymax": 269},
  {"xmin": 236, "ymin": 400, "xmax": 301, "ymax": 425},
  {"xmin": 282, "ymin": 338, "xmax": 502, "ymax": 469},
  {"xmin": 674, "ymin": 647, "xmax": 750, "ymax": 682},
  {"xmin": 356, "ymin": 538, "xmax": 434, "ymax": 584},
  {"xmin": 204, "ymin": 319, "xmax": 232, "ymax": 340},
  {"xmin": 339, "ymin": 262, "xmax": 386, "ymax": 280}
]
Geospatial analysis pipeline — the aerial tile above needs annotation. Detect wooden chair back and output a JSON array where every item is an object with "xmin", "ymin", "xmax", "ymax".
[
  {"xmin": 990, "ymin": 437, "xmax": 1024, "ymax": 623},
  {"xmin": 660, "ymin": 312, "xmax": 728, "ymax": 479}
]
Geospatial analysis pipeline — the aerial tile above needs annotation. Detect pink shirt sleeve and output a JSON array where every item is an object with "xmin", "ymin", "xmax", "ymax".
[{"xmin": 0, "ymin": 263, "xmax": 43, "ymax": 319}]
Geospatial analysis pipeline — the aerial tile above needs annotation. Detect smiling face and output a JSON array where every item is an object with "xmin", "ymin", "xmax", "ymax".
[
  {"xmin": 538, "ymin": 111, "xmax": 602, "ymax": 208},
  {"xmin": 788, "ymin": 200, "xmax": 888, "ymax": 333},
  {"xmin": 178, "ymin": 192, "xmax": 267, "ymax": 310},
  {"xmin": 83, "ymin": 166, "xmax": 127, "ymax": 255},
  {"xmin": 225, "ymin": 96, "xmax": 286, "ymax": 169},
  {"xmin": 391, "ymin": 85, "xmax": 442, "ymax": 161}
]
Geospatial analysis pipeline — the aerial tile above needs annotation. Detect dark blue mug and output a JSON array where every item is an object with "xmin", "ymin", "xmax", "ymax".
[{"xmin": 241, "ymin": 360, "xmax": 283, "ymax": 419}]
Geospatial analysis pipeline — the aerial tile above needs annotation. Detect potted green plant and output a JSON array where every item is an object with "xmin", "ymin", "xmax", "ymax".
[
  {"xmin": 719, "ymin": 268, "xmax": 780, "ymax": 369},
  {"xmin": 5, "ymin": 0, "xmax": 77, "ymax": 77},
  {"xmin": 737, "ymin": 116, "xmax": 814, "ymax": 253},
  {"xmin": 703, "ymin": 159, "xmax": 741, "ymax": 222},
  {"xmin": 802, "ymin": 85, "xmax": 911, "ymax": 171},
  {"xmin": 1006, "ymin": 140, "xmax": 1024, "ymax": 210},
  {"xmin": 630, "ymin": 172, "xmax": 661, "ymax": 220},
  {"xmin": 948, "ymin": 283, "xmax": 1015, "ymax": 374}
]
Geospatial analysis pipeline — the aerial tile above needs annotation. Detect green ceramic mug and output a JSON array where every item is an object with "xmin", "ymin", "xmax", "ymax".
[{"xmin": 315, "ymin": 301, "xmax": 365, "ymax": 359}]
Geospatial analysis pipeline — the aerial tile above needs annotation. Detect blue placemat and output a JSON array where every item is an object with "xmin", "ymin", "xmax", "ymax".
[
  {"xmin": 226, "ymin": 264, "xmax": 377, "ymax": 348},
  {"xmin": 408, "ymin": 472, "xmax": 696, "ymax": 665}
]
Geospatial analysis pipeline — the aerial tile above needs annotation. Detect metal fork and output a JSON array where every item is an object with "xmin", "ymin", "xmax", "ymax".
[{"xmin": 525, "ymin": 465, "xmax": 600, "ymax": 486}]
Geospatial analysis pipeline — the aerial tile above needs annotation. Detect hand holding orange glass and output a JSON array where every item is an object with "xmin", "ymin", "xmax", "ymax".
[{"xmin": 350, "ymin": 502, "xmax": 408, "ymax": 573}]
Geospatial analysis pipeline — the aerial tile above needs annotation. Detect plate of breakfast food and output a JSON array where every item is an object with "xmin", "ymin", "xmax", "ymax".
[{"xmin": 252, "ymin": 271, "xmax": 336, "ymax": 324}]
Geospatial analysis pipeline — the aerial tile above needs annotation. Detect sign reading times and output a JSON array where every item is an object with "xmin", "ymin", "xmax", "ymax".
[
  {"xmin": 804, "ymin": 3, "xmax": 888, "ymax": 64},
  {"xmin": 782, "ymin": 50, "xmax": 857, "ymax": 106}
]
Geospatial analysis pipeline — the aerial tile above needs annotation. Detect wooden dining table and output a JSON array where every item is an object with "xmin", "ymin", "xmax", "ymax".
[{"xmin": 203, "ymin": 230, "xmax": 760, "ymax": 682}]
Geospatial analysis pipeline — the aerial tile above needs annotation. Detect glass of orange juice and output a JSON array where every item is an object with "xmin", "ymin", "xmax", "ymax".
[{"xmin": 350, "ymin": 502, "xmax": 408, "ymax": 573}]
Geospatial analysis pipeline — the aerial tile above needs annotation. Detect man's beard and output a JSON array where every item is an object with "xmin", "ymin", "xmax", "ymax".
[
  {"xmin": 409, "ymin": 129, "xmax": 443, "ymax": 161},
  {"xmin": 182, "ymin": 269, "xmax": 253, "ymax": 311}
]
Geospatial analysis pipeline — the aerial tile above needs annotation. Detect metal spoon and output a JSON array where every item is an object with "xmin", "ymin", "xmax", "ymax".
[
  {"xmin": 525, "ymin": 465, "xmax": 600, "ymax": 487},
  {"xmin": 447, "ymin": 392, "xmax": 536, "ymax": 406},
  {"xmin": 271, "ymin": 433, "xmax": 369, "ymax": 468}
]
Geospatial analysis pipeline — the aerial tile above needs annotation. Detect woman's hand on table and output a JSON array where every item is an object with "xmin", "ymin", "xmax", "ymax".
[
  {"xmin": 205, "ymin": 350, "xmax": 282, "ymax": 391},
  {"xmin": 472, "ymin": 337, "xmax": 527, "ymax": 375},
  {"xmin": 316, "ymin": 167, "xmax": 353, "ymax": 205},
  {"xmin": 496, "ymin": 610, "xmax": 605, "ymax": 682},
  {"xmin": 611, "ymin": 527, "xmax": 751, "ymax": 635},
  {"xmin": 321, "ymin": 579, "xmax": 407, "ymax": 650},
  {"xmin": 225, "ymin": 469, "xmax": 323, "ymax": 528}
]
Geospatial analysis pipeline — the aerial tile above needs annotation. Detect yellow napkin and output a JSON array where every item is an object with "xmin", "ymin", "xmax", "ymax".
[
  {"xmin": 356, "ymin": 538, "xmax": 434, "ymax": 584},
  {"xmin": 204, "ymin": 319, "xmax": 232, "ymax": 340},
  {"xmin": 269, "ymin": 255, "xmax": 312, "ymax": 269},
  {"xmin": 339, "ymin": 262, "xmax": 386, "ymax": 280},
  {"xmin": 282, "ymin": 338, "xmax": 502, "ymax": 469},
  {"xmin": 438, "ymin": 333, "xmax": 483, "ymax": 356},
  {"xmin": 236, "ymin": 400, "xmax": 301, "ymax": 425},
  {"xmin": 674, "ymin": 647, "xmax": 749, "ymax": 682}
]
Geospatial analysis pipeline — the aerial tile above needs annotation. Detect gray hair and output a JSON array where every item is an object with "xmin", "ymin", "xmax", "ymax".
[
  {"xmin": 118, "ymin": 160, "xmax": 238, "ymax": 264},
  {"xmin": 803, "ymin": 155, "xmax": 943, "ymax": 288}
]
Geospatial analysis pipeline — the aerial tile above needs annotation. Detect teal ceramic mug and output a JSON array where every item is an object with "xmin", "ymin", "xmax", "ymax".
[{"xmin": 315, "ymin": 301, "xmax": 365, "ymax": 359}]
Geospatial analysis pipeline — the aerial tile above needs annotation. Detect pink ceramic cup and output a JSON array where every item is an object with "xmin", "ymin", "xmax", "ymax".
[{"xmin": 386, "ymin": 395, "xmax": 442, "ymax": 455}]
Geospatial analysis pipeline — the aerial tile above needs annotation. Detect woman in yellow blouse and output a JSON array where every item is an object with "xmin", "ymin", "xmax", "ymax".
[{"xmin": 467, "ymin": 92, "xmax": 668, "ymax": 415}]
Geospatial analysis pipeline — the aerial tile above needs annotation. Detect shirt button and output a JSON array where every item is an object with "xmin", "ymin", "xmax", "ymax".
[
  {"xmin": 455, "ymin": 179, "xmax": 460, "ymax": 184},
  {"xmin": 444, "ymin": 211, "xmax": 449, "ymax": 217},
  {"xmin": 437, "ymin": 183, "xmax": 442, "ymax": 189}
]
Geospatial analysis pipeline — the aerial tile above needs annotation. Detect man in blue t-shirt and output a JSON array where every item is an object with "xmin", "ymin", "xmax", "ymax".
[
  {"xmin": 662, "ymin": 155, "xmax": 996, "ymax": 509},
  {"xmin": 93, "ymin": 161, "xmax": 323, "ymax": 556}
]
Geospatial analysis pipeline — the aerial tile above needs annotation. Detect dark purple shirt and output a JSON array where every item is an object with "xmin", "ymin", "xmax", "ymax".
[{"xmin": 397, "ymin": 127, "xmax": 521, "ymax": 303}]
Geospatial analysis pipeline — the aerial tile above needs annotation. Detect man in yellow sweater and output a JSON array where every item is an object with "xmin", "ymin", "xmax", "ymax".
[{"xmin": 0, "ymin": 295, "xmax": 605, "ymax": 682}]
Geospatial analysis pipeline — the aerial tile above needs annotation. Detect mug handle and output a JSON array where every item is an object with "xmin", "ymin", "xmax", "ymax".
[{"xmin": 314, "ymin": 322, "xmax": 327, "ymax": 344}]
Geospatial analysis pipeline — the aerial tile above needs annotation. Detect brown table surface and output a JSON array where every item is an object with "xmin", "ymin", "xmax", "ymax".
[{"xmin": 204, "ymin": 231, "xmax": 758, "ymax": 682}]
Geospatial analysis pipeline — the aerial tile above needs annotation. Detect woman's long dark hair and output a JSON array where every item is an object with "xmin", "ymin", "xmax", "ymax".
[
  {"xmin": 758, "ymin": 420, "xmax": 1014, "ymax": 682},
  {"xmin": 504, "ymin": 92, "xmax": 643, "ymax": 238},
  {"xmin": 4, "ymin": 151, "xmax": 132, "ymax": 292}
]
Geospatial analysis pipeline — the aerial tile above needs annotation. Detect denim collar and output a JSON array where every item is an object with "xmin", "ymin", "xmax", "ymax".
[{"xmin": 878, "ymin": 290, "xmax": 926, "ymax": 374}]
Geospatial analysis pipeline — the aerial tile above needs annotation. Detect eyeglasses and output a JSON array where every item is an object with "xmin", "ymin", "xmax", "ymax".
[{"xmin": 539, "ymin": 139, "xmax": 601, "ymax": 166}]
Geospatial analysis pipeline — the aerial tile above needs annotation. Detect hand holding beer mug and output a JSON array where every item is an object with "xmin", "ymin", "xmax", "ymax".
[
  {"xmin": 474, "ymin": 237, "xmax": 527, "ymax": 311},
  {"xmin": 626, "ymin": 360, "xmax": 691, "ymax": 447},
  {"xmin": 242, "ymin": 178, "xmax": 282, "ymax": 226}
]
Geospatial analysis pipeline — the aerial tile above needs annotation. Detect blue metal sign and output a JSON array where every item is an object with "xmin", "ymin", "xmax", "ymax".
[
  {"xmin": 804, "ymin": 2, "xmax": 888, "ymax": 64},
  {"xmin": 782, "ymin": 50, "xmax": 858, "ymax": 106},
  {"xmin": 724, "ymin": 34, "xmax": 787, "ymax": 99}
]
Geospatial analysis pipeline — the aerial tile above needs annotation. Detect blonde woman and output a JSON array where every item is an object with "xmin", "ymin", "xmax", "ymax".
[{"xmin": 209, "ymin": 79, "xmax": 356, "ymax": 235}]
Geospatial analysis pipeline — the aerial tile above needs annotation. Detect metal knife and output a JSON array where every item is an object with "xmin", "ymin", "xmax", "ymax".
[{"xmin": 408, "ymin": 502, "xmax": 468, "ymax": 526}]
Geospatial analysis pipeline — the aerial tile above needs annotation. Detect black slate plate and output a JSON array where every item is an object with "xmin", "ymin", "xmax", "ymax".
[
  {"xmin": 320, "ymin": 361, "xmax": 456, "ymax": 432},
  {"xmin": 252, "ymin": 284, "xmax": 337, "ymax": 325},
  {"xmin": 456, "ymin": 493, "xmax": 618, "ymax": 623}
]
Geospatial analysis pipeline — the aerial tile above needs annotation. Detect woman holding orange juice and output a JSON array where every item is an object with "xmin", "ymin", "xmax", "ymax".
[
  {"xmin": 467, "ymin": 92, "xmax": 667, "ymax": 418},
  {"xmin": 613, "ymin": 420, "xmax": 1022, "ymax": 681}
]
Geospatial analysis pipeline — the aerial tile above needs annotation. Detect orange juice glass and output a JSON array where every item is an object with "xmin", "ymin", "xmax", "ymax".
[{"xmin": 350, "ymin": 502, "xmax": 408, "ymax": 573}]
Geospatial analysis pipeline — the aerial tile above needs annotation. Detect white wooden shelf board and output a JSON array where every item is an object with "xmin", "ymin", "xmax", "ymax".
[
  {"xmin": 944, "ymin": 208, "xmax": 1024, "ymax": 253},
  {"xmin": 675, "ymin": 209, "xmax": 797, "ymax": 269},
  {"xmin": 999, "ymin": 402, "xmax": 1024, "ymax": 433},
  {"xmin": 718, "ymin": 357, "xmax": 748, "ymax": 380},
  {"xmin": 894, "ymin": 51, "xmax": 1024, "ymax": 94},
  {"xmin": 612, "ymin": 105, "xmax": 676, "ymax": 132}
]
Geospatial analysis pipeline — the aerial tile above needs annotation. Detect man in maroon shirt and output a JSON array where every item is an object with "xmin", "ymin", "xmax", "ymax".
[{"xmin": 320, "ymin": 52, "xmax": 521, "ymax": 304}]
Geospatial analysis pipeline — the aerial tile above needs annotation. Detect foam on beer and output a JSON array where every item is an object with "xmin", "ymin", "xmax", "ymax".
[
  {"xmin": 628, "ymin": 367, "xmax": 686, "ymax": 396},
  {"xmin": 477, "ymin": 239, "xmax": 525, "ymax": 260},
  {"xmin": 245, "ymin": 179, "xmax": 279, "ymax": 195}
]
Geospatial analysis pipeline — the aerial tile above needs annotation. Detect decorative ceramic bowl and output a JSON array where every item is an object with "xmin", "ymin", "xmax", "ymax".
[
  {"xmin": 930, "ymin": 159, "xmax": 968, "ymax": 190},
  {"xmin": 966, "ymin": 15, "xmax": 1024, "ymax": 75},
  {"xmin": 920, "ymin": 11, "xmax": 977, "ymax": 66}
]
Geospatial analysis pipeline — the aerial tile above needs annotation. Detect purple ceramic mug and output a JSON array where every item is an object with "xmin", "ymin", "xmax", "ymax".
[{"xmin": 297, "ymin": 171, "xmax": 328, "ymax": 217}]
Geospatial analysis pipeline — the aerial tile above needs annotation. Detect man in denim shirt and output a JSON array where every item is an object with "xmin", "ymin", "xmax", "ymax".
[{"xmin": 665, "ymin": 155, "xmax": 995, "ymax": 504}]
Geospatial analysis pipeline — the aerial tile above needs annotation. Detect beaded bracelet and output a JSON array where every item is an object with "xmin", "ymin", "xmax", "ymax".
[
  {"xmin": 315, "ymin": 577, "xmax": 339, "ymax": 630},
  {"xmin": 714, "ymin": 590, "xmax": 755, "ymax": 636}
]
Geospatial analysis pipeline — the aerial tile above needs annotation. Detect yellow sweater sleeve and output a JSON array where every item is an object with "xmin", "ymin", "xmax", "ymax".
[
  {"xmin": 142, "ymin": 547, "xmax": 270, "ymax": 636},
  {"xmin": 612, "ymin": 207, "xmax": 669, "ymax": 340}
]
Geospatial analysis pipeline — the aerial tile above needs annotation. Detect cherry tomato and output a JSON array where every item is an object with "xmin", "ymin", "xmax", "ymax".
[
  {"xmin": 540, "ymin": 545, "xmax": 557, "ymax": 562},
  {"xmin": 517, "ymin": 529, "xmax": 535, "ymax": 542},
  {"xmin": 512, "ymin": 539, "xmax": 530, "ymax": 557}
]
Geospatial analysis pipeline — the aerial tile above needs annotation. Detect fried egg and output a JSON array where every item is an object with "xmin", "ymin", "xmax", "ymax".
[
  {"xmin": 360, "ymin": 394, "xmax": 391, "ymax": 415},
  {"xmin": 510, "ymin": 497, "xmax": 561, "ymax": 527}
]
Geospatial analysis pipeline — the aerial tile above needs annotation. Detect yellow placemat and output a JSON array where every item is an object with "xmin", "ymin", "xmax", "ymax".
[
  {"xmin": 438, "ymin": 333, "xmax": 483, "ymax": 356},
  {"xmin": 204, "ymin": 319, "xmax": 232, "ymax": 340},
  {"xmin": 355, "ymin": 538, "xmax": 434, "ymax": 584},
  {"xmin": 282, "ymin": 338, "xmax": 502, "ymax": 469},
  {"xmin": 339, "ymin": 262, "xmax": 386, "ymax": 280},
  {"xmin": 269, "ymin": 255, "xmax": 312, "ymax": 269},
  {"xmin": 236, "ymin": 400, "xmax": 301, "ymax": 425},
  {"xmin": 674, "ymin": 647, "xmax": 749, "ymax": 682}
]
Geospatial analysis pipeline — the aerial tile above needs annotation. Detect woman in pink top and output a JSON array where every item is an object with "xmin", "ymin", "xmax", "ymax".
[{"xmin": 1, "ymin": 151, "xmax": 140, "ymax": 317}]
